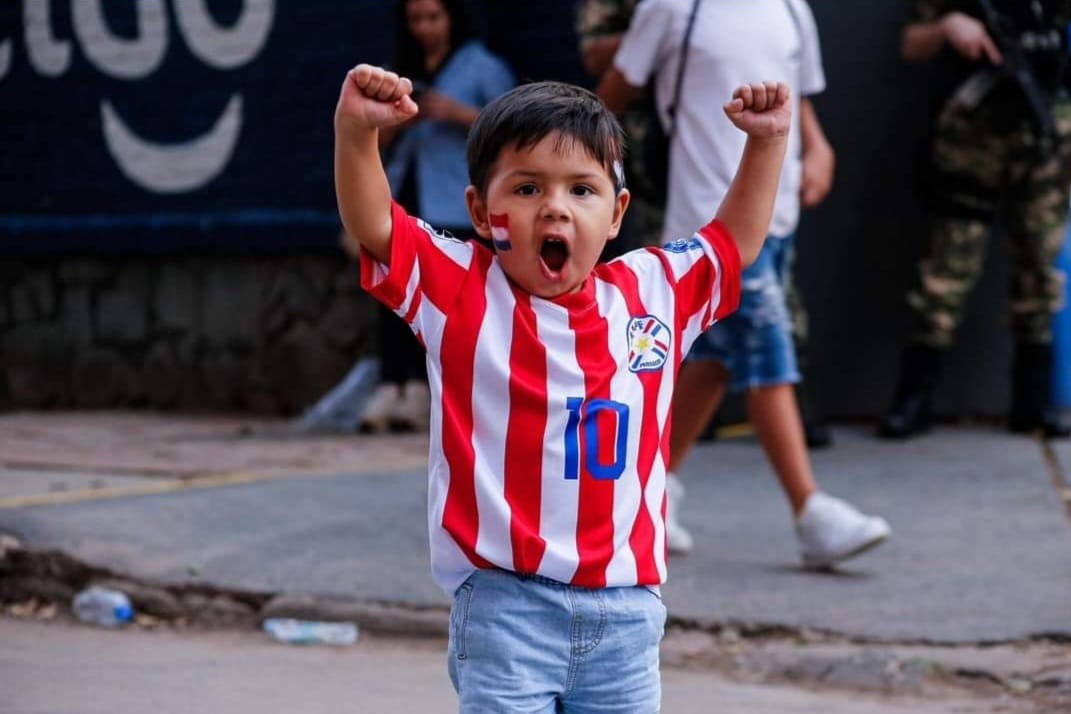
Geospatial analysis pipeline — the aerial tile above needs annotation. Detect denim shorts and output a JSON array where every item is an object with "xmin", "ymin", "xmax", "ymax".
[
  {"xmin": 687, "ymin": 233, "xmax": 800, "ymax": 392},
  {"xmin": 448, "ymin": 569, "xmax": 666, "ymax": 713}
]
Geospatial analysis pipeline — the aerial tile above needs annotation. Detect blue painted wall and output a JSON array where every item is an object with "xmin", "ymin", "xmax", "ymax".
[{"xmin": 0, "ymin": 0, "xmax": 586, "ymax": 254}]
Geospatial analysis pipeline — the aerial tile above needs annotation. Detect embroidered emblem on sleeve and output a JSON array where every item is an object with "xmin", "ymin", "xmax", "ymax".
[
  {"xmin": 662, "ymin": 237, "xmax": 702, "ymax": 254},
  {"xmin": 626, "ymin": 315, "xmax": 671, "ymax": 372}
]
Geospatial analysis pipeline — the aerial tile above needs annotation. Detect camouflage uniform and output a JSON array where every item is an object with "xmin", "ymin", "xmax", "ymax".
[
  {"xmin": 907, "ymin": 0, "xmax": 1071, "ymax": 348},
  {"xmin": 575, "ymin": 0, "xmax": 665, "ymax": 249}
]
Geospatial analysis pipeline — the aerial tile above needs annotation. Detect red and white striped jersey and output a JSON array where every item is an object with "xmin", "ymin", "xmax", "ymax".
[{"xmin": 361, "ymin": 202, "xmax": 741, "ymax": 593}]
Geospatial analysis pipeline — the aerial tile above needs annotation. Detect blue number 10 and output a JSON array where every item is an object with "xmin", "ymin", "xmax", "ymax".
[{"xmin": 564, "ymin": 397, "xmax": 630, "ymax": 481}]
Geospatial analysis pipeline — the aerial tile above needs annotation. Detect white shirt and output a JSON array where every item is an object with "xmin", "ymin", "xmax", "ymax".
[
  {"xmin": 361, "ymin": 202, "xmax": 741, "ymax": 593},
  {"xmin": 614, "ymin": 0, "xmax": 826, "ymax": 240}
]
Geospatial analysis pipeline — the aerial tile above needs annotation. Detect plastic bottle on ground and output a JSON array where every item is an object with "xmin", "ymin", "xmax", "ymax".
[
  {"xmin": 262, "ymin": 618, "xmax": 359, "ymax": 646},
  {"xmin": 72, "ymin": 586, "xmax": 134, "ymax": 628}
]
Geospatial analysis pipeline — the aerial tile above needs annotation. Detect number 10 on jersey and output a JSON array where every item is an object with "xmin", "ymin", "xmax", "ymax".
[{"xmin": 563, "ymin": 398, "xmax": 630, "ymax": 481}]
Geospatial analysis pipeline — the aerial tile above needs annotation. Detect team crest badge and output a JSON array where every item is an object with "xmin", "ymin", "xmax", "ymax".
[
  {"xmin": 662, "ymin": 237, "xmax": 702, "ymax": 253},
  {"xmin": 627, "ymin": 315, "xmax": 671, "ymax": 372}
]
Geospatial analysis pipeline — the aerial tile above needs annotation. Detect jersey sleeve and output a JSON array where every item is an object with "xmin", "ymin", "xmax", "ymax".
[
  {"xmin": 612, "ymin": 0, "xmax": 672, "ymax": 89},
  {"xmin": 360, "ymin": 201, "xmax": 474, "ymax": 333},
  {"xmin": 652, "ymin": 219, "xmax": 742, "ymax": 349}
]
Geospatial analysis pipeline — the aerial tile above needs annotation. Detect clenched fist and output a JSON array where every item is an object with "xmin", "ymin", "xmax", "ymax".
[
  {"xmin": 722, "ymin": 81, "xmax": 791, "ymax": 141},
  {"xmin": 335, "ymin": 64, "xmax": 420, "ymax": 134}
]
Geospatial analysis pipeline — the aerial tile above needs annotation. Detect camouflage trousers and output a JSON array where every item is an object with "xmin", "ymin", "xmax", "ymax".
[{"xmin": 909, "ymin": 94, "xmax": 1071, "ymax": 348}]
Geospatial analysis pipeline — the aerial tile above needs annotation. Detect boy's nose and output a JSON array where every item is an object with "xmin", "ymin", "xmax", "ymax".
[{"xmin": 540, "ymin": 190, "xmax": 569, "ymax": 221}]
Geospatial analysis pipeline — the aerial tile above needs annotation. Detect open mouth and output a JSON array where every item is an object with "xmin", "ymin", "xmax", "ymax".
[{"xmin": 540, "ymin": 237, "xmax": 570, "ymax": 274}]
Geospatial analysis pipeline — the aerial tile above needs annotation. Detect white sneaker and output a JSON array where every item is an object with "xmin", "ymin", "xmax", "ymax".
[
  {"xmin": 796, "ymin": 492, "xmax": 891, "ymax": 568},
  {"xmin": 359, "ymin": 383, "xmax": 400, "ymax": 433},
  {"xmin": 665, "ymin": 473, "xmax": 694, "ymax": 554},
  {"xmin": 391, "ymin": 380, "xmax": 430, "ymax": 432}
]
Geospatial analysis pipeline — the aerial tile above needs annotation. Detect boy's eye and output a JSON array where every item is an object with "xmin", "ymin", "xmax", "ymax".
[
  {"xmin": 571, "ymin": 185, "xmax": 595, "ymax": 197},
  {"xmin": 515, "ymin": 184, "xmax": 539, "ymax": 196}
]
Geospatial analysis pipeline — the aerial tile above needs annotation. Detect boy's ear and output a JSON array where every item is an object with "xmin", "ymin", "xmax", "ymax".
[
  {"xmin": 606, "ymin": 188, "xmax": 631, "ymax": 241},
  {"xmin": 465, "ymin": 186, "xmax": 493, "ymax": 240}
]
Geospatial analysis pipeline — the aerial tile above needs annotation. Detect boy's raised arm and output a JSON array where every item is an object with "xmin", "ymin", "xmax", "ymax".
[
  {"xmin": 715, "ymin": 82, "xmax": 791, "ymax": 267},
  {"xmin": 334, "ymin": 64, "xmax": 420, "ymax": 265}
]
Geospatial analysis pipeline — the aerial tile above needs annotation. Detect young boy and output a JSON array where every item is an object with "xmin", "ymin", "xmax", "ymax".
[{"xmin": 335, "ymin": 63, "xmax": 789, "ymax": 712}]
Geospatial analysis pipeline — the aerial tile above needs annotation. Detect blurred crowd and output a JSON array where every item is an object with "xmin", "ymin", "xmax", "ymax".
[{"xmin": 321, "ymin": 0, "xmax": 1071, "ymax": 566}]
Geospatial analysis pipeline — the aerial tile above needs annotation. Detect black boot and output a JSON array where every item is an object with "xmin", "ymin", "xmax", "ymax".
[
  {"xmin": 877, "ymin": 343, "xmax": 944, "ymax": 439},
  {"xmin": 1008, "ymin": 342, "xmax": 1070, "ymax": 439}
]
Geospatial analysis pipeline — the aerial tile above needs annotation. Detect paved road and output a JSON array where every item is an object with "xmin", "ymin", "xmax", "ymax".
[
  {"xmin": 0, "ymin": 617, "xmax": 1019, "ymax": 714},
  {"xmin": 2, "ymin": 416, "xmax": 1069, "ymax": 642}
]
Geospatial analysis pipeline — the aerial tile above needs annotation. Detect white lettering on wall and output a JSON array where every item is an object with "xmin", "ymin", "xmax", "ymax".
[
  {"xmin": 73, "ymin": 0, "xmax": 168, "ymax": 80},
  {"xmin": 25, "ymin": 0, "xmax": 71, "ymax": 77},
  {"xmin": 174, "ymin": 0, "xmax": 274, "ymax": 70},
  {"xmin": 8, "ymin": 0, "xmax": 276, "ymax": 194}
]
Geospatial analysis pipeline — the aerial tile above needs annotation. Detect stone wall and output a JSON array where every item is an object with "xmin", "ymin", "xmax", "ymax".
[{"xmin": 0, "ymin": 257, "xmax": 378, "ymax": 414}]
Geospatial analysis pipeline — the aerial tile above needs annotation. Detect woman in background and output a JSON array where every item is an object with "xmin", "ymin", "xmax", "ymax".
[{"xmin": 357, "ymin": 0, "xmax": 515, "ymax": 432}]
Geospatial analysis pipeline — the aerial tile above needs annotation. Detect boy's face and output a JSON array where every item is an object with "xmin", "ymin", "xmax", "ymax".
[{"xmin": 466, "ymin": 132, "xmax": 629, "ymax": 299}]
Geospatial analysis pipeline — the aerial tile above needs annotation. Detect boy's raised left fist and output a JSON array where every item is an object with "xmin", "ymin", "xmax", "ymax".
[
  {"xmin": 335, "ymin": 64, "xmax": 419, "ymax": 133},
  {"xmin": 723, "ymin": 81, "xmax": 791, "ymax": 140}
]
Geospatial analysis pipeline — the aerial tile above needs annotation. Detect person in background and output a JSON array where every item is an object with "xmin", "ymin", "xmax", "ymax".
[
  {"xmin": 599, "ymin": 0, "xmax": 890, "ymax": 566},
  {"xmin": 575, "ymin": 0, "xmax": 663, "ymax": 260},
  {"xmin": 878, "ymin": 0, "xmax": 1071, "ymax": 440},
  {"xmin": 358, "ymin": 0, "xmax": 515, "ymax": 432},
  {"xmin": 577, "ymin": 0, "xmax": 835, "ymax": 448}
]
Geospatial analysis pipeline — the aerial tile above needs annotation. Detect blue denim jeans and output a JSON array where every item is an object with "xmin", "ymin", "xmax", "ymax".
[
  {"xmin": 448, "ymin": 569, "xmax": 666, "ymax": 713},
  {"xmin": 688, "ymin": 233, "xmax": 800, "ymax": 392}
]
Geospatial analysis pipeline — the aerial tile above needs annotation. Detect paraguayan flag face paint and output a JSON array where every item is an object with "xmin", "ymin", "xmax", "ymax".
[{"xmin": 490, "ymin": 213, "xmax": 512, "ymax": 251}]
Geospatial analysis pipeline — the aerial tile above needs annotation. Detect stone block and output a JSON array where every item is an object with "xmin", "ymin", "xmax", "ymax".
[
  {"xmin": 300, "ymin": 258, "xmax": 336, "ymax": 300},
  {"xmin": 73, "ymin": 348, "xmax": 133, "ymax": 408},
  {"xmin": 60, "ymin": 286, "xmax": 93, "ymax": 346},
  {"xmin": 1, "ymin": 324, "xmax": 71, "ymax": 407},
  {"xmin": 333, "ymin": 262, "xmax": 362, "ymax": 295},
  {"xmin": 141, "ymin": 342, "xmax": 192, "ymax": 408},
  {"xmin": 95, "ymin": 290, "xmax": 149, "ymax": 344},
  {"xmin": 153, "ymin": 265, "xmax": 197, "ymax": 333},
  {"xmin": 260, "ymin": 321, "xmax": 351, "ymax": 412},
  {"xmin": 9, "ymin": 271, "xmax": 54, "ymax": 323},
  {"xmin": 318, "ymin": 295, "xmax": 372, "ymax": 350},
  {"xmin": 201, "ymin": 264, "xmax": 261, "ymax": 348},
  {"xmin": 262, "ymin": 268, "xmax": 322, "ymax": 338},
  {"xmin": 200, "ymin": 348, "xmax": 247, "ymax": 409},
  {"xmin": 59, "ymin": 260, "xmax": 114, "ymax": 285}
]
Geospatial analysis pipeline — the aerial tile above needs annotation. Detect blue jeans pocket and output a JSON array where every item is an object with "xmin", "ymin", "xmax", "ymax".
[{"xmin": 451, "ymin": 579, "xmax": 475, "ymax": 661}]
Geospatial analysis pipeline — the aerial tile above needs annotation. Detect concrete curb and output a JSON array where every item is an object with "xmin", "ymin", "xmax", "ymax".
[
  {"xmin": 4, "ymin": 536, "xmax": 1070, "ymax": 708},
  {"xmin": 5, "ymin": 537, "xmax": 1070, "ymax": 647},
  {"xmin": 0, "ymin": 538, "xmax": 451, "ymax": 636}
]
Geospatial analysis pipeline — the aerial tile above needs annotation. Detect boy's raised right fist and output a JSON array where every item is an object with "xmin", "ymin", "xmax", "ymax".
[{"xmin": 335, "ymin": 64, "xmax": 419, "ymax": 133}]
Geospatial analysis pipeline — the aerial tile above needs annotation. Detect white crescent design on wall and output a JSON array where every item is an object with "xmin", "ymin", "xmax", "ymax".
[
  {"xmin": 73, "ymin": 0, "xmax": 168, "ymax": 80},
  {"xmin": 174, "ymin": 0, "xmax": 275, "ymax": 70},
  {"xmin": 102, "ymin": 94, "xmax": 243, "ymax": 194}
]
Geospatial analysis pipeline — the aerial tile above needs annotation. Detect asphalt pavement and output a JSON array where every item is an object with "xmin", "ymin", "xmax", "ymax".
[{"xmin": 1, "ymin": 413, "xmax": 1069, "ymax": 644}]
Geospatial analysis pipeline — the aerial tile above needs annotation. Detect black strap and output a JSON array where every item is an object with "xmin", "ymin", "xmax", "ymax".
[{"xmin": 666, "ymin": 0, "xmax": 703, "ymax": 138}]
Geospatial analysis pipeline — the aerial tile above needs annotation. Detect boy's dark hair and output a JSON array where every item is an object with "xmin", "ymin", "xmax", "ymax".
[{"xmin": 466, "ymin": 82, "xmax": 626, "ymax": 196}]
